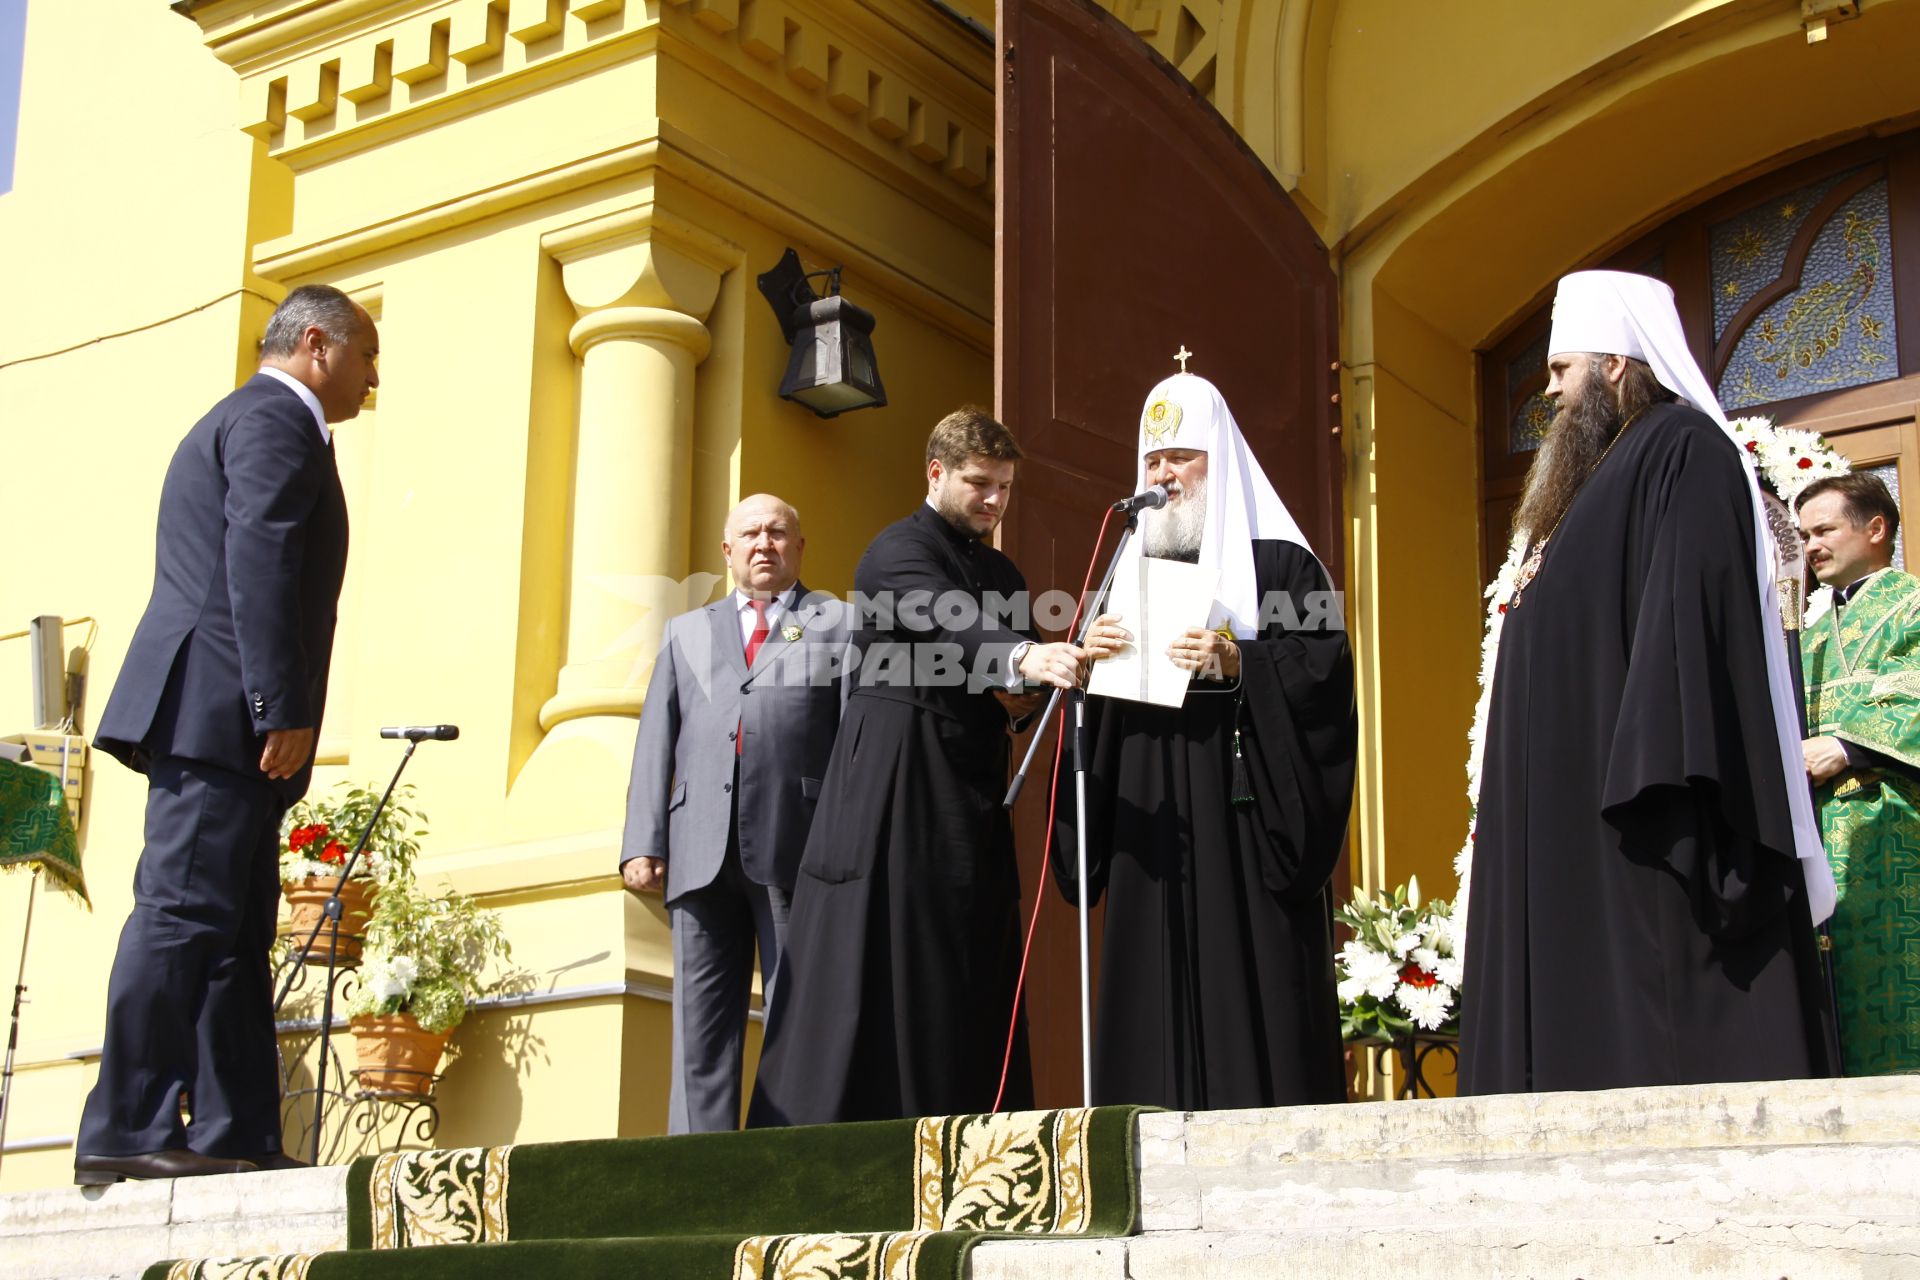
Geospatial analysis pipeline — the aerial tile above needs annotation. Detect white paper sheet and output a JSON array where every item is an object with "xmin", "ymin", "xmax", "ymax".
[{"xmin": 1086, "ymin": 555, "xmax": 1221, "ymax": 707}]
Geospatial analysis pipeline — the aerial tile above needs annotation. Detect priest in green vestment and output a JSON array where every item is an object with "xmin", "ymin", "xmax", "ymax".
[{"xmin": 1799, "ymin": 472, "xmax": 1920, "ymax": 1074}]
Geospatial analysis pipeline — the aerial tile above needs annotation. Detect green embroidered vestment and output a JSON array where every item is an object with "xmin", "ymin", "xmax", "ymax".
[{"xmin": 1803, "ymin": 569, "xmax": 1920, "ymax": 1074}]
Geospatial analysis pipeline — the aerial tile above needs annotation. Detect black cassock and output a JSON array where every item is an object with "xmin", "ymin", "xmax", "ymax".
[
  {"xmin": 1462, "ymin": 402, "xmax": 1836, "ymax": 1094},
  {"xmin": 1053, "ymin": 540, "xmax": 1356, "ymax": 1110},
  {"xmin": 748, "ymin": 504, "xmax": 1036, "ymax": 1126}
]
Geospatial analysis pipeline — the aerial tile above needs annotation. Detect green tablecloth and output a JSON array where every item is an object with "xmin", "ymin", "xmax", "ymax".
[{"xmin": 0, "ymin": 757, "xmax": 88, "ymax": 904}]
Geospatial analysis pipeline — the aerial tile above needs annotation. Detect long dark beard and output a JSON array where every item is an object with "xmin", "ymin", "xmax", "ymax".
[{"xmin": 1512, "ymin": 373, "xmax": 1624, "ymax": 544}]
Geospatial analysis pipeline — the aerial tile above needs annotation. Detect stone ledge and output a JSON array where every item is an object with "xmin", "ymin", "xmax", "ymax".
[
  {"xmin": 1118, "ymin": 1217, "xmax": 1920, "ymax": 1280},
  {"xmin": 0, "ymin": 1166, "xmax": 349, "ymax": 1280},
  {"xmin": 1150, "ymin": 1076, "xmax": 1920, "ymax": 1170}
]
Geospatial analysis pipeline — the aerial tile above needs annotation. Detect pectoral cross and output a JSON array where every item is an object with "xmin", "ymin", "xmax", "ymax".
[{"xmin": 1174, "ymin": 345, "xmax": 1192, "ymax": 373}]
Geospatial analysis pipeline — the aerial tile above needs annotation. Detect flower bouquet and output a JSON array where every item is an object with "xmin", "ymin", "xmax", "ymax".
[
  {"xmin": 1336, "ymin": 877, "xmax": 1462, "ymax": 1042},
  {"xmin": 347, "ymin": 880, "xmax": 512, "ymax": 1094},
  {"xmin": 279, "ymin": 783, "xmax": 426, "ymax": 966}
]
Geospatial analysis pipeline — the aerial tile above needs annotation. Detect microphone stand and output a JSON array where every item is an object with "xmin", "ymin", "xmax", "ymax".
[
  {"xmin": 272, "ymin": 738, "xmax": 421, "ymax": 1164},
  {"xmin": 1004, "ymin": 505, "xmax": 1143, "ymax": 1107},
  {"xmin": 0, "ymin": 866, "xmax": 41, "ymax": 1177}
]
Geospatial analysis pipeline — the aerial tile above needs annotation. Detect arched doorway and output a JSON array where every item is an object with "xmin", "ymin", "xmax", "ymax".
[{"xmin": 1481, "ymin": 128, "xmax": 1920, "ymax": 581}]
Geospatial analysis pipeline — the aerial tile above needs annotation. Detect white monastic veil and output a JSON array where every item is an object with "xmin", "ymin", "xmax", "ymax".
[
  {"xmin": 1548, "ymin": 270, "xmax": 1836, "ymax": 925},
  {"xmin": 1119, "ymin": 372, "xmax": 1326, "ymax": 639}
]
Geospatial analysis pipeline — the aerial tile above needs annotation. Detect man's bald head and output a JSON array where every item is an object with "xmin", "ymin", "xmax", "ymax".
[{"xmin": 723, "ymin": 494, "xmax": 805, "ymax": 598}]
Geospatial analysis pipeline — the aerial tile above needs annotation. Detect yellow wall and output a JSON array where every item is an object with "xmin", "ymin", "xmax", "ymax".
[
  {"xmin": 6, "ymin": 0, "xmax": 1920, "ymax": 1182},
  {"xmin": 0, "ymin": 0, "xmax": 991, "ymax": 1188}
]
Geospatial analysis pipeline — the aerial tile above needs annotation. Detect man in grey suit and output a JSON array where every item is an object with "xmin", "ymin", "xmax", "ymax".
[{"xmin": 621, "ymin": 494, "xmax": 849, "ymax": 1132}]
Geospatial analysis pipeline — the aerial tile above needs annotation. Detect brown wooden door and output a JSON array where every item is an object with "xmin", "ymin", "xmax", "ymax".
[{"xmin": 996, "ymin": 0, "xmax": 1342, "ymax": 1105}]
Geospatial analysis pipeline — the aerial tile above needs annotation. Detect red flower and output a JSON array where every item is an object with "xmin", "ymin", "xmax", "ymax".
[
  {"xmin": 1798, "ymin": 456, "xmax": 1814, "ymax": 469},
  {"xmin": 1745, "ymin": 440, "xmax": 1759, "ymax": 452},
  {"xmin": 1398, "ymin": 962, "xmax": 1439, "ymax": 989},
  {"xmin": 319, "ymin": 841, "xmax": 347, "ymax": 865},
  {"xmin": 1497, "ymin": 603, "xmax": 1508, "ymax": 615},
  {"xmin": 288, "ymin": 823, "xmax": 330, "ymax": 852}
]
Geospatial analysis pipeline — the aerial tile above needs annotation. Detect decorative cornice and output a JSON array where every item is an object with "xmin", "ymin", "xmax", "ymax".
[
  {"xmin": 183, "ymin": 0, "xmax": 993, "ymax": 208},
  {"xmin": 656, "ymin": 0, "xmax": 994, "ymax": 205},
  {"xmin": 1092, "ymin": 0, "xmax": 1221, "ymax": 101}
]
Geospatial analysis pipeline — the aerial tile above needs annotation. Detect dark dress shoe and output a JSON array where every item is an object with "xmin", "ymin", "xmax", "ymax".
[
  {"xmin": 251, "ymin": 1152, "xmax": 313, "ymax": 1171},
  {"xmin": 74, "ymin": 1150, "xmax": 259, "ymax": 1185}
]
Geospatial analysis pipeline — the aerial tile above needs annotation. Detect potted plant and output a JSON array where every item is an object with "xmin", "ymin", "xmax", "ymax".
[
  {"xmin": 279, "ymin": 783, "xmax": 425, "ymax": 966},
  {"xmin": 347, "ymin": 880, "xmax": 512, "ymax": 1095}
]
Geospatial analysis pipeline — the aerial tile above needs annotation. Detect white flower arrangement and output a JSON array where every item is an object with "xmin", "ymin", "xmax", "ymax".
[
  {"xmin": 1336, "ymin": 878, "xmax": 1460, "ymax": 1039},
  {"xmin": 1453, "ymin": 414, "xmax": 1848, "ymax": 963},
  {"xmin": 1727, "ymin": 416, "xmax": 1851, "ymax": 505}
]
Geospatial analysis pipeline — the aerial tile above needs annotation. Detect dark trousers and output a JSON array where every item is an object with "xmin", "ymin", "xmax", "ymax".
[
  {"xmin": 77, "ymin": 756, "xmax": 287, "ymax": 1159},
  {"xmin": 667, "ymin": 823, "xmax": 791, "ymax": 1135}
]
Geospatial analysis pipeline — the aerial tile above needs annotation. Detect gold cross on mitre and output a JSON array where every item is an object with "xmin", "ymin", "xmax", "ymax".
[{"xmin": 1174, "ymin": 345, "xmax": 1193, "ymax": 373}]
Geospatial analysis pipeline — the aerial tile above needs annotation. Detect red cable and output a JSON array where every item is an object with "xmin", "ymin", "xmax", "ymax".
[{"xmin": 993, "ymin": 505, "xmax": 1118, "ymax": 1112}]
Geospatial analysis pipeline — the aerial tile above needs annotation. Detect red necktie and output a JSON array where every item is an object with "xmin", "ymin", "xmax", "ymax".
[
  {"xmin": 744, "ymin": 598, "xmax": 771, "ymax": 666},
  {"xmin": 738, "ymin": 599, "xmax": 771, "ymax": 757}
]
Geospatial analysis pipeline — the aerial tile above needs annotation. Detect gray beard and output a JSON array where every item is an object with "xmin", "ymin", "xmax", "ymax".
[
  {"xmin": 1143, "ymin": 479, "xmax": 1206, "ymax": 561},
  {"xmin": 1512, "ymin": 374, "xmax": 1623, "ymax": 544}
]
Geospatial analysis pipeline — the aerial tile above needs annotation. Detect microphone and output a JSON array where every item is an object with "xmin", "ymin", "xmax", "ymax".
[
  {"xmin": 1112, "ymin": 482, "xmax": 1176, "ymax": 515},
  {"xmin": 380, "ymin": 725, "xmax": 460, "ymax": 741}
]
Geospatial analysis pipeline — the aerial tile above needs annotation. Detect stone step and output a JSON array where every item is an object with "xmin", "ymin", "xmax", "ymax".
[
  {"xmin": 972, "ymin": 1219, "xmax": 1920, "ymax": 1279},
  {"xmin": 0, "ymin": 1166, "xmax": 347, "ymax": 1280},
  {"xmin": 7, "ymin": 1077, "xmax": 1916, "ymax": 1279},
  {"xmin": 1137, "ymin": 1076, "xmax": 1920, "ymax": 1234}
]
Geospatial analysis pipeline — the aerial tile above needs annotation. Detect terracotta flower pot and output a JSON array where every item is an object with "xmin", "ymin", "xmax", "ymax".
[
  {"xmin": 282, "ymin": 875, "xmax": 377, "ymax": 966},
  {"xmin": 350, "ymin": 1011, "xmax": 450, "ymax": 1096}
]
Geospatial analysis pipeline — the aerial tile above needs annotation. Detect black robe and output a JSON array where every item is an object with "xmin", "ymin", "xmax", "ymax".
[
  {"xmin": 747, "ymin": 504, "xmax": 1036, "ymax": 1126},
  {"xmin": 1052, "ymin": 540, "xmax": 1356, "ymax": 1110},
  {"xmin": 1461, "ymin": 402, "xmax": 1837, "ymax": 1094}
]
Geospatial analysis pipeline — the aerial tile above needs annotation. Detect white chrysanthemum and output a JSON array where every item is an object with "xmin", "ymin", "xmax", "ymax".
[
  {"xmin": 1337, "ymin": 940, "xmax": 1377, "ymax": 972},
  {"xmin": 1391, "ymin": 932, "xmax": 1421, "ymax": 959},
  {"xmin": 1340, "ymin": 944, "xmax": 1396, "ymax": 991},
  {"xmin": 1411, "ymin": 946, "xmax": 1440, "ymax": 969},
  {"xmin": 1397, "ymin": 982, "xmax": 1456, "ymax": 1031},
  {"xmin": 1432, "ymin": 956, "xmax": 1464, "ymax": 988},
  {"xmin": 1366, "ymin": 968, "xmax": 1401, "ymax": 1002}
]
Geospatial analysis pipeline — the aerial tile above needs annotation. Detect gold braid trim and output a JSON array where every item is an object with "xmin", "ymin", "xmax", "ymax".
[{"xmin": 164, "ymin": 1256, "xmax": 315, "ymax": 1280}]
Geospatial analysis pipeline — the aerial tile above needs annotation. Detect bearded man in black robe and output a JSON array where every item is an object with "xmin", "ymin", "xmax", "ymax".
[
  {"xmin": 1460, "ymin": 270, "xmax": 1838, "ymax": 1094},
  {"xmin": 748, "ymin": 408, "xmax": 1087, "ymax": 1125},
  {"xmin": 1055, "ymin": 372, "xmax": 1356, "ymax": 1110}
]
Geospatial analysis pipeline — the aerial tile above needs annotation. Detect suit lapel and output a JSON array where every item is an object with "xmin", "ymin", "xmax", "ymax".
[
  {"xmin": 711, "ymin": 599, "xmax": 750, "ymax": 681},
  {"xmin": 743, "ymin": 585, "xmax": 812, "ymax": 684}
]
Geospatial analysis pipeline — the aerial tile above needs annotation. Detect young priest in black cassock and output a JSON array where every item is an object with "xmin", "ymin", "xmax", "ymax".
[
  {"xmin": 1055, "ymin": 372, "xmax": 1357, "ymax": 1110},
  {"xmin": 748, "ymin": 408, "xmax": 1086, "ymax": 1125}
]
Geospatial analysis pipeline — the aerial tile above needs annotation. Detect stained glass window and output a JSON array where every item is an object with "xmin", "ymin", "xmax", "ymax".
[
  {"xmin": 1714, "ymin": 172, "xmax": 1898, "ymax": 411},
  {"xmin": 1868, "ymin": 461, "xmax": 1906, "ymax": 573},
  {"xmin": 1506, "ymin": 329, "xmax": 1553, "ymax": 455}
]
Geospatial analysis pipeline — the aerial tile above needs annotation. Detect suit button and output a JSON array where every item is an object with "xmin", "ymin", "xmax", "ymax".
[
  {"xmin": 723, "ymin": 782, "xmax": 732, "ymax": 793},
  {"xmin": 729, "ymin": 729, "xmax": 738, "ymax": 741}
]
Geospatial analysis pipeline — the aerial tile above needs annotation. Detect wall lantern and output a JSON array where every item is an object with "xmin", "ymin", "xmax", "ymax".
[{"xmin": 756, "ymin": 249, "xmax": 887, "ymax": 418}]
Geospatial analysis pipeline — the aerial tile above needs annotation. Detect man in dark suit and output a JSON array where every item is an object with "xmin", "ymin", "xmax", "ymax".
[
  {"xmin": 621, "ymin": 493, "xmax": 851, "ymax": 1132},
  {"xmin": 75, "ymin": 284, "xmax": 377, "ymax": 1184}
]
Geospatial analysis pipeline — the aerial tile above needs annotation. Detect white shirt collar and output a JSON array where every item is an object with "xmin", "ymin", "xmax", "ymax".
[
  {"xmin": 734, "ymin": 585, "xmax": 796, "ymax": 613},
  {"xmin": 259, "ymin": 367, "xmax": 331, "ymax": 444}
]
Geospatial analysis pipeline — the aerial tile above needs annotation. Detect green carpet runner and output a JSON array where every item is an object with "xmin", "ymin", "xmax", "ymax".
[{"xmin": 147, "ymin": 1106, "xmax": 1148, "ymax": 1279}]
